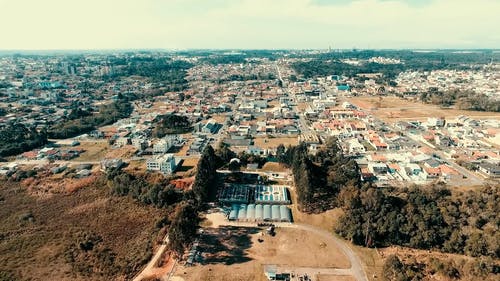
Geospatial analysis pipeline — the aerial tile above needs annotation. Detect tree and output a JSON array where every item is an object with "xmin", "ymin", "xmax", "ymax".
[
  {"xmin": 167, "ymin": 202, "xmax": 199, "ymax": 258},
  {"xmin": 465, "ymin": 232, "xmax": 488, "ymax": 257},
  {"xmin": 192, "ymin": 145, "xmax": 217, "ymax": 204},
  {"xmin": 382, "ymin": 255, "xmax": 408, "ymax": 281}
]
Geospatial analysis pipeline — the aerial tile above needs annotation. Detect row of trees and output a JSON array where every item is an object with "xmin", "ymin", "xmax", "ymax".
[
  {"xmin": 47, "ymin": 98, "xmax": 133, "ymax": 139},
  {"xmin": 291, "ymin": 50, "xmax": 498, "ymax": 81},
  {"xmin": 335, "ymin": 184, "xmax": 499, "ymax": 259},
  {"xmin": 277, "ymin": 138, "xmax": 361, "ymax": 213},
  {"xmin": 125, "ymin": 59, "xmax": 192, "ymax": 91},
  {"xmin": 0, "ymin": 123, "xmax": 47, "ymax": 157}
]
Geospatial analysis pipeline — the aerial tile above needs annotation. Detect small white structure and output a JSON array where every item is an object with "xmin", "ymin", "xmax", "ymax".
[
  {"xmin": 348, "ymin": 139, "xmax": 366, "ymax": 154},
  {"xmin": 146, "ymin": 154, "xmax": 177, "ymax": 175}
]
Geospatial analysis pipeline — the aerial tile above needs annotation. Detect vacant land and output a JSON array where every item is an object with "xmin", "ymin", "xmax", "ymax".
[
  {"xmin": 73, "ymin": 142, "xmax": 109, "ymax": 162},
  {"xmin": 253, "ymin": 136, "xmax": 298, "ymax": 149},
  {"xmin": 317, "ymin": 276, "xmax": 356, "ymax": 281},
  {"xmin": 0, "ymin": 180, "xmax": 165, "ymax": 281},
  {"xmin": 174, "ymin": 226, "xmax": 350, "ymax": 281},
  {"xmin": 349, "ymin": 96, "xmax": 500, "ymax": 123}
]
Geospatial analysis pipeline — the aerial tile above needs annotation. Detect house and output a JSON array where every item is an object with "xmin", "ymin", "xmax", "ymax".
[
  {"xmin": 368, "ymin": 163, "xmax": 388, "ymax": 174},
  {"xmin": 247, "ymin": 146, "xmax": 267, "ymax": 156},
  {"xmin": 426, "ymin": 117, "xmax": 445, "ymax": 128},
  {"xmin": 100, "ymin": 159, "xmax": 124, "ymax": 171},
  {"xmin": 405, "ymin": 163, "xmax": 422, "ymax": 176},
  {"xmin": 347, "ymin": 139, "xmax": 366, "ymax": 155},
  {"xmin": 478, "ymin": 162, "xmax": 500, "ymax": 178},
  {"xmin": 202, "ymin": 120, "xmax": 221, "ymax": 134},
  {"xmin": 153, "ymin": 138, "xmax": 174, "ymax": 154},
  {"xmin": 132, "ymin": 137, "xmax": 148, "ymax": 150},
  {"xmin": 146, "ymin": 154, "xmax": 177, "ymax": 175},
  {"xmin": 424, "ymin": 167, "xmax": 441, "ymax": 178},
  {"xmin": 115, "ymin": 137, "xmax": 130, "ymax": 147}
]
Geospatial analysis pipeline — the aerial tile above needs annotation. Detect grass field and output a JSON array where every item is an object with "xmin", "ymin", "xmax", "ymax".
[
  {"xmin": 348, "ymin": 96, "xmax": 500, "ymax": 123},
  {"xmin": 0, "ymin": 179, "xmax": 165, "ymax": 281}
]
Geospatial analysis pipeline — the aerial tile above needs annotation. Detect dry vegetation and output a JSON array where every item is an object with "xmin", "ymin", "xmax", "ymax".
[
  {"xmin": 348, "ymin": 96, "xmax": 500, "ymax": 123},
  {"xmin": 0, "ymin": 179, "xmax": 165, "ymax": 281},
  {"xmin": 253, "ymin": 136, "xmax": 298, "ymax": 149},
  {"xmin": 380, "ymin": 246, "xmax": 500, "ymax": 281},
  {"xmin": 73, "ymin": 142, "xmax": 109, "ymax": 162}
]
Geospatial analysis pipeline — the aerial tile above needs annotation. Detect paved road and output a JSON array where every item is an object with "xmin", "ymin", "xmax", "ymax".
[{"xmin": 276, "ymin": 63, "xmax": 312, "ymax": 134}]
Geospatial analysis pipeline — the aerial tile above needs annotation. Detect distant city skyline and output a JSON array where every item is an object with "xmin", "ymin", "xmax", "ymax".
[{"xmin": 1, "ymin": 0, "xmax": 499, "ymax": 50}]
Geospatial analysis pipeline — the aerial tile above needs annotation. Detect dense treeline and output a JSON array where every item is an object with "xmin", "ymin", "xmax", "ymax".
[
  {"xmin": 277, "ymin": 138, "xmax": 361, "ymax": 213},
  {"xmin": 201, "ymin": 55, "xmax": 247, "ymax": 65},
  {"xmin": 47, "ymin": 98, "xmax": 133, "ymax": 139},
  {"xmin": 106, "ymin": 169, "xmax": 184, "ymax": 208},
  {"xmin": 0, "ymin": 123, "xmax": 47, "ymax": 157},
  {"xmin": 291, "ymin": 50, "xmax": 498, "ymax": 79},
  {"xmin": 383, "ymin": 254, "xmax": 499, "ymax": 281},
  {"xmin": 292, "ymin": 60, "xmax": 408, "ymax": 79},
  {"xmin": 153, "ymin": 114, "xmax": 192, "ymax": 138},
  {"xmin": 420, "ymin": 89, "xmax": 500, "ymax": 112},
  {"xmin": 125, "ymin": 59, "xmax": 192, "ymax": 91},
  {"xmin": 335, "ymin": 184, "xmax": 500, "ymax": 259},
  {"xmin": 192, "ymin": 145, "xmax": 218, "ymax": 203}
]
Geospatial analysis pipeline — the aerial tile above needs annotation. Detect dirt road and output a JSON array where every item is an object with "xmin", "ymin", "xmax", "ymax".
[
  {"xmin": 289, "ymin": 223, "xmax": 368, "ymax": 281},
  {"xmin": 133, "ymin": 235, "xmax": 170, "ymax": 281}
]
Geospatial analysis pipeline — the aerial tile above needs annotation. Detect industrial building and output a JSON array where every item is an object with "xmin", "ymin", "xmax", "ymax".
[
  {"xmin": 219, "ymin": 184, "xmax": 290, "ymax": 205},
  {"xmin": 228, "ymin": 203, "xmax": 292, "ymax": 223}
]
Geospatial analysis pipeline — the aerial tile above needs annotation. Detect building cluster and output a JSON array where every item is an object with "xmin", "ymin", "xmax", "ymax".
[{"xmin": 395, "ymin": 69, "xmax": 499, "ymax": 98}]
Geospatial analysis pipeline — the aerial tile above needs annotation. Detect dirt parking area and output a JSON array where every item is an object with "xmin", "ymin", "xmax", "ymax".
[{"xmin": 174, "ymin": 226, "xmax": 350, "ymax": 281}]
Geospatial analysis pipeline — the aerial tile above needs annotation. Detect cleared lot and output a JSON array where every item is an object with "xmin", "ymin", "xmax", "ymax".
[
  {"xmin": 174, "ymin": 226, "xmax": 351, "ymax": 281},
  {"xmin": 349, "ymin": 96, "xmax": 500, "ymax": 123}
]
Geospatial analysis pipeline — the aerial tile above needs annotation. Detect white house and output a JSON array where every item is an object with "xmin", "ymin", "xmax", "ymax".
[
  {"xmin": 146, "ymin": 154, "xmax": 177, "ymax": 175},
  {"xmin": 153, "ymin": 138, "xmax": 174, "ymax": 154},
  {"xmin": 347, "ymin": 139, "xmax": 366, "ymax": 154}
]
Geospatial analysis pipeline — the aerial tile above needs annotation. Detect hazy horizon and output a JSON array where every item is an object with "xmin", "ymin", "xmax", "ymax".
[{"xmin": 1, "ymin": 0, "xmax": 499, "ymax": 50}]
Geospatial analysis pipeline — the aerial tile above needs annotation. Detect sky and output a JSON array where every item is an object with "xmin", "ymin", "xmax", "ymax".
[{"xmin": 0, "ymin": 0, "xmax": 499, "ymax": 50}]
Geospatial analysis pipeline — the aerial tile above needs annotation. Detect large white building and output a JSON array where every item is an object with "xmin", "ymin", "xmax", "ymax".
[
  {"xmin": 153, "ymin": 138, "xmax": 174, "ymax": 154},
  {"xmin": 146, "ymin": 154, "xmax": 177, "ymax": 175}
]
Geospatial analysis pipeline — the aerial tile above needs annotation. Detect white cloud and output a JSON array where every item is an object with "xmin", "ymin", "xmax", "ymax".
[{"xmin": 0, "ymin": 0, "xmax": 498, "ymax": 49}]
